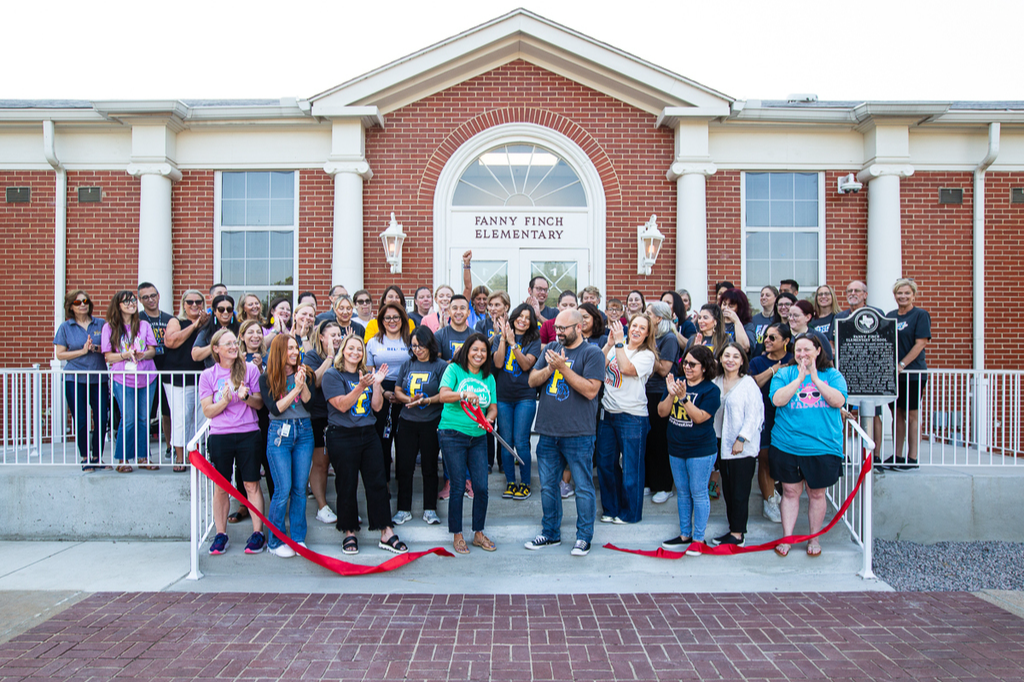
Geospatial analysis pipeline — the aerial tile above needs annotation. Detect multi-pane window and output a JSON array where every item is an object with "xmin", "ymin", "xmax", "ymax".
[
  {"xmin": 216, "ymin": 171, "xmax": 298, "ymax": 311},
  {"xmin": 453, "ymin": 144, "xmax": 586, "ymax": 207},
  {"xmin": 743, "ymin": 172, "xmax": 824, "ymax": 302}
]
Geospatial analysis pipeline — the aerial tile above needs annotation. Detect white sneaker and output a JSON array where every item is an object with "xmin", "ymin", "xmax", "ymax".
[
  {"xmin": 560, "ymin": 481, "xmax": 575, "ymax": 499},
  {"xmin": 599, "ymin": 515, "xmax": 615, "ymax": 523},
  {"xmin": 652, "ymin": 490, "xmax": 674, "ymax": 504},
  {"xmin": 643, "ymin": 487, "xmax": 651, "ymax": 497},
  {"xmin": 423, "ymin": 510, "xmax": 441, "ymax": 525},
  {"xmin": 570, "ymin": 540, "xmax": 591, "ymax": 556},
  {"xmin": 763, "ymin": 493, "xmax": 782, "ymax": 523},
  {"xmin": 392, "ymin": 510, "xmax": 412, "ymax": 526},
  {"xmin": 269, "ymin": 543, "xmax": 296, "ymax": 558},
  {"xmin": 316, "ymin": 505, "xmax": 338, "ymax": 524}
]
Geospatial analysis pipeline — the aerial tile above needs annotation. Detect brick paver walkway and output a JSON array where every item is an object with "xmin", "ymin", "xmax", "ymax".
[{"xmin": 1, "ymin": 592, "xmax": 1022, "ymax": 681}]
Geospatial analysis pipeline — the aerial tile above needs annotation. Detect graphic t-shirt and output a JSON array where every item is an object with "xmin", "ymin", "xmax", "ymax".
[
  {"xmin": 748, "ymin": 312, "xmax": 774, "ymax": 358},
  {"xmin": 365, "ymin": 335, "xmax": 410, "ymax": 381},
  {"xmin": 601, "ymin": 346, "xmax": 655, "ymax": 416},
  {"xmin": 812, "ymin": 313, "xmax": 836, "ymax": 344},
  {"xmin": 437, "ymin": 363, "xmax": 497, "ymax": 436},
  {"xmin": 101, "ymin": 321, "xmax": 158, "ymax": 387},
  {"xmin": 258, "ymin": 372, "xmax": 311, "ymax": 420},
  {"xmin": 395, "ymin": 357, "xmax": 449, "ymax": 423},
  {"xmin": 197, "ymin": 362, "xmax": 262, "ymax": 435},
  {"xmin": 140, "ymin": 310, "xmax": 173, "ymax": 368},
  {"xmin": 664, "ymin": 379, "xmax": 721, "ymax": 458},
  {"xmin": 887, "ymin": 307, "xmax": 931, "ymax": 370},
  {"xmin": 434, "ymin": 325, "xmax": 476, "ymax": 361},
  {"xmin": 491, "ymin": 335, "xmax": 543, "ymax": 402},
  {"xmin": 532, "ymin": 341, "xmax": 605, "ymax": 437},
  {"xmin": 321, "ymin": 368, "xmax": 377, "ymax": 429},
  {"xmin": 769, "ymin": 365, "xmax": 848, "ymax": 457},
  {"xmin": 301, "ymin": 349, "xmax": 329, "ymax": 419}
]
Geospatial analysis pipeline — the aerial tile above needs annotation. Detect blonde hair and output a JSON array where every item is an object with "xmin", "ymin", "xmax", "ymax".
[
  {"xmin": 210, "ymin": 328, "xmax": 247, "ymax": 388},
  {"xmin": 333, "ymin": 334, "xmax": 368, "ymax": 374},
  {"xmin": 629, "ymin": 313, "xmax": 660, "ymax": 358},
  {"xmin": 176, "ymin": 290, "xmax": 206, "ymax": 321},
  {"xmin": 487, "ymin": 290, "xmax": 511, "ymax": 310},
  {"xmin": 238, "ymin": 319, "xmax": 266, "ymax": 356},
  {"xmin": 813, "ymin": 284, "xmax": 842, "ymax": 317},
  {"xmin": 892, "ymin": 278, "xmax": 918, "ymax": 295},
  {"xmin": 292, "ymin": 303, "xmax": 317, "ymax": 337}
]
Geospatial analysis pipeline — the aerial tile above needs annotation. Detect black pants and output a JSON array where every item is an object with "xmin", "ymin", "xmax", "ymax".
[
  {"xmin": 644, "ymin": 391, "xmax": 673, "ymax": 493},
  {"xmin": 326, "ymin": 425, "xmax": 392, "ymax": 532},
  {"xmin": 373, "ymin": 379, "xmax": 403, "ymax": 481},
  {"xmin": 237, "ymin": 406, "xmax": 273, "ymax": 501},
  {"xmin": 720, "ymin": 456, "xmax": 757, "ymax": 535},
  {"xmin": 394, "ymin": 416, "xmax": 441, "ymax": 512}
]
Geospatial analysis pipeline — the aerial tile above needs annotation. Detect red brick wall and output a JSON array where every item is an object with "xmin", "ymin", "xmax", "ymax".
[
  {"xmin": 298, "ymin": 170, "xmax": 335, "ymax": 306},
  {"xmin": 983, "ymin": 172, "xmax": 1024, "ymax": 370},
  {"xmin": 824, "ymin": 170, "xmax": 869, "ymax": 289},
  {"xmin": 171, "ymin": 170, "xmax": 214, "ymax": 303},
  {"xmin": 0, "ymin": 171, "xmax": 57, "ymax": 367},
  {"xmin": 900, "ymin": 172, "xmax": 974, "ymax": 369},
  {"xmin": 362, "ymin": 59, "xmax": 677, "ymax": 304},
  {"xmin": 706, "ymin": 170, "xmax": 742, "ymax": 303}
]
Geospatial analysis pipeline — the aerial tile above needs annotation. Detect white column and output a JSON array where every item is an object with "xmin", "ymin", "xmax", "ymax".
[
  {"xmin": 127, "ymin": 163, "xmax": 180, "ymax": 306},
  {"xmin": 668, "ymin": 162, "xmax": 716, "ymax": 307},
  {"xmin": 857, "ymin": 164, "xmax": 913, "ymax": 312},
  {"xmin": 324, "ymin": 161, "xmax": 372, "ymax": 292}
]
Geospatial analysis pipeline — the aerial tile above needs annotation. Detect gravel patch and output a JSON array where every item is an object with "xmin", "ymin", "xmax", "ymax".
[{"xmin": 874, "ymin": 539, "xmax": 1024, "ymax": 591}]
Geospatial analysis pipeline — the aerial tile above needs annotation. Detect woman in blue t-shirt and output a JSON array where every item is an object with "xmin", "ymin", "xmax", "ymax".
[
  {"xmin": 657, "ymin": 345, "xmax": 721, "ymax": 555},
  {"xmin": 768, "ymin": 334, "xmax": 848, "ymax": 558}
]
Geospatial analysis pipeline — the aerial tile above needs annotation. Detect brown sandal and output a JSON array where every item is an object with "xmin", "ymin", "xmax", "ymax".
[
  {"xmin": 472, "ymin": 534, "xmax": 496, "ymax": 552},
  {"xmin": 453, "ymin": 537, "xmax": 469, "ymax": 555},
  {"xmin": 115, "ymin": 465, "xmax": 133, "ymax": 473},
  {"xmin": 138, "ymin": 459, "xmax": 160, "ymax": 471}
]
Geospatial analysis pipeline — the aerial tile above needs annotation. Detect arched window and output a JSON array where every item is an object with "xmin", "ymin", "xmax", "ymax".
[{"xmin": 452, "ymin": 144, "xmax": 587, "ymax": 207}]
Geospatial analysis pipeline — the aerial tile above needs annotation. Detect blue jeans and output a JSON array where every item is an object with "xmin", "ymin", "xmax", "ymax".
[
  {"xmin": 669, "ymin": 453, "xmax": 716, "ymax": 541},
  {"xmin": 112, "ymin": 382, "xmax": 155, "ymax": 463},
  {"xmin": 537, "ymin": 435, "xmax": 596, "ymax": 543},
  {"xmin": 65, "ymin": 379, "xmax": 109, "ymax": 463},
  {"xmin": 596, "ymin": 412, "xmax": 649, "ymax": 523},
  {"xmin": 497, "ymin": 400, "xmax": 536, "ymax": 485},
  {"xmin": 266, "ymin": 418, "xmax": 314, "ymax": 548},
  {"xmin": 438, "ymin": 429, "xmax": 489, "ymax": 534}
]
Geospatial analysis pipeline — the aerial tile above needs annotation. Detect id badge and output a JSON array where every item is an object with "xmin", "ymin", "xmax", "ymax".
[
  {"xmin": 124, "ymin": 361, "xmax": 138, "ymax": 372},
  {"xmin": 280, "ymin": 423, "xmax": 291, "ymax": 438}
]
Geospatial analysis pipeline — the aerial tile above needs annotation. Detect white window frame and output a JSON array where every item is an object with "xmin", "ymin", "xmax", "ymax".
[
  {"xmin": 213, "ymin": 171, "xmax": 301, "ymax": 304},
  {"xmin": 740, "ymin": 171, "xmax": 826, "ymax": 300}
]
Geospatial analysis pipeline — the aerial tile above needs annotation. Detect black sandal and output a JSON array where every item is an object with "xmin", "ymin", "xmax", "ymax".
[
  {"xmin": 379, "ymin": 535, "xmax": 408, "ymax": 555},
  {"xmin": 228, "ymin": 507, "xmax": 250, "ymax": 524},
  {"xmin": 342, "ymin": 535, "xmax": 359, "ymax": 555}
]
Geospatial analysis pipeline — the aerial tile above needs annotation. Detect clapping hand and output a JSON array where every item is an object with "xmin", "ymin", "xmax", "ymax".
[
  {"xmin": 294, "ymin": 365, "xmax": 307, "ymax": 389},
  {"xmin": 83, "ymin": 337, "xmax": 95, "ymax": 353},
  {"xmin": 236, "ymin": 383, "xmax": 249, "ymax": 401},
  {"xmin": 546, "ymin": 348, "xmax": 569, "ymax": 372},
  {"xmin": 608, "ymin": 320, "xmax": 625, "ymax": 345}
]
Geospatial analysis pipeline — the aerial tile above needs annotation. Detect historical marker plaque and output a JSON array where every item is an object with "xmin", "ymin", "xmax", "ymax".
[{"xmin": 835, "ymin": 308, "xmax": 897, "ymax": 401}]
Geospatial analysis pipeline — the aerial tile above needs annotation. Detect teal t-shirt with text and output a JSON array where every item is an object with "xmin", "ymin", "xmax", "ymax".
[{"xmin": 438, "ymin": 363, "xmax": 496, "ymax": 437}]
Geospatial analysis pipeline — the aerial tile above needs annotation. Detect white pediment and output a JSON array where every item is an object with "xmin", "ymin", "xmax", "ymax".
[{"xmin": 310, "ymin": 9, "xmax": 732, "ymax": 118}]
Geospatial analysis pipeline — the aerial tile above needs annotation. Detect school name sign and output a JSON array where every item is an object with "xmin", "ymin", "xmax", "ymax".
[{"xmin": 452, "ymin": 210, "xmax": 587, "ymax": 244}]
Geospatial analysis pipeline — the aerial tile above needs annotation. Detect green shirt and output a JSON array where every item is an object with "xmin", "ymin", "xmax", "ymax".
[{"xmin": 438, "ymin": 363, "xmax": 496, "ymax": 437}]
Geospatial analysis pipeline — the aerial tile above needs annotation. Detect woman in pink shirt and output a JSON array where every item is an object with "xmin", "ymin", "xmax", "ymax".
[{"xmin": 101, "ymin": 290, "xmax": 158, "ymax": 473}]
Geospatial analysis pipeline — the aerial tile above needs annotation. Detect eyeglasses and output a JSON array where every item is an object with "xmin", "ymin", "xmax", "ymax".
[
  {"xmin": 554, "ymin": 324, "xmax": 578, "ymax": 333},
  {"xmin": 383, "ymin": 316, "xmax": 401, "ymax": 323},
  {"xmin": 410, "ymin": 344, "xmax": 424, "ymax": 351},
  {"xmin": 184, "ymin": 299, "xmax": 203, "ymax": 306},
  {"xmin": 120, "ymin": 298, "xmax": 137, "ymax": 305},
  {"xmin": 217, "ymin": 341, "xmax": 239, "ymax": 348},
  {"xmin": 355, "ymin": 299, "xmax": 371, "ymax": 305},
  {"xmin": 816, "ymin": 292, "xmax": 831, "ymax": 298},
  {"xmin": 140, "ymin": 293, "xmax": 158, "ymax": 301},
  {"xmin": 73, "ymin": 299, "xmax": 90, "ymax": 306},
  {"xmin": 216, "ymin": 306, "xmax": 234, "ymax": 314},
  {"xmin": 845, "ymin": 288, "xmax": 864, "ymax": 294},
  {"xmin": 682, "ymin": 360, "xmax": 700, "ymax": 368}
]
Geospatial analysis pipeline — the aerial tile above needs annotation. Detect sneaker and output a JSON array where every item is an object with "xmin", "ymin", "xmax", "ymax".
[
  {"xmin": 464, "ymin": 480, "xmax": 474, "ymax": 499},
  {"xmin": 643, "ymin": 487, "xmax": 651, "ymax": 497},
  {"xmin": 763, "ymin": 493, "xmax": 782, "ymax": 523},
  {"xmin": 600, "ymin": 515, "xmax": 615, "ymax": 524},
  {"xmin": 269, "ymin": 543, "xmax": 296, "ymax": 558},
  {"xmin": 502, "ymin": 482, "xmax": 517, "ymax": 499},
  {"xmin": 525, "ymin": 535, "xmax": 561, "ymax": 550},
  {"xmin": 244, "ymin": 531, "xmax": 266, "ymax": 554},
  {"xmin": 422, "ymin": 510, "xmax": 441, "ymax": 525},
  {"xmin": 560, "ymin": 481, "xmax": 574, "ymax": 499},
  {"xmin": 612, "ymin": 517, "xmax": 629, "ymax": 525},
  {"xmin": 652, "ymin": 490, "xmax": 674, "ymax": 504},
  {"xmin": 896, "ymin": 459, "xmax": 919, "ymax": 471},
  {"xmin": 709, "ymin": 532, "xmax": 733, "ymax": 546},
  {"xmin": 513, "ymin": 484, "xmax": 531, "ymax": 500},
  {"xmin": 316, "ymin": 505, "xmax": 338, "ymax": 524},
  {"xmin": 570, "ymin": 540, "xmax": 591, "ymax": 556},
  {"xmin": 392, "ymin": 510, "xmax": 412, "ymax": 526},
  {"xmin": 718, "ymin": 534, "xmax": 745, "ymax": 547},
  {"xmin": 685, "ymin": 546, "xmax": 702, "ymax": 557},
  {"xmin": 208, "ymin": 533, "xmax": 229, "ymax": 555},
  {"xmin": 662, "ymin": 536, "xmax": 691, "ymax": 550},
  {"xmin": 439, "ymin": 480, "xmax": 451, "ymax": 500}
]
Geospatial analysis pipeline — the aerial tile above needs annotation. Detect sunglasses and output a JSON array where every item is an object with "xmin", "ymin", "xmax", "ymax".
[
  {"xmin": 682, "ymin": 360, "xmax": 700, "ymax": 368},
  {"xmin": 184, "ymin": 299, "xmax": 203, "ymax": 306},
  {"xmin": 765, "ymin": 334, "xmax": 780, "ymax": 342},
  {"xmin": 216, "ymin": 306, "xmax": 234, "ymax": 314},
  {"xmin": 73, "ymin": 299, "xmax": 90, "ymax": 306},
  {"xmin": 355, "ymin": 299, "xmax": 371, "ymax": 305}
]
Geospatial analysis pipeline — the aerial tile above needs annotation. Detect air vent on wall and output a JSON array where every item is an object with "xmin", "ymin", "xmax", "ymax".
[
  {"xmin": 1012, "ymin": 188, "xmax": 1024, "ymax": 204},
  {"xmin": 78, "ymin": 187, "xmax": 102, "ymax": 203},
  {"xmin": 5, "ymin": 187, "xmax": 30, "ymax": 203},
  {"xmin": 939, "ymin": 188, "xmax": 963, "ymax": 205}
]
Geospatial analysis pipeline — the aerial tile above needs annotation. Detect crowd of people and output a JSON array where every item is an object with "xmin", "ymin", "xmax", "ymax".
[{"xmin": 53, "ymin": 255, "xmax": 931, "ymax": 558}]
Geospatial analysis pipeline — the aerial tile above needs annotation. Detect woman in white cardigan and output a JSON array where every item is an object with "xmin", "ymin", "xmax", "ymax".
[{"xmin": 710, "ymin": 342, "xmax": 764, "ymax": 547}]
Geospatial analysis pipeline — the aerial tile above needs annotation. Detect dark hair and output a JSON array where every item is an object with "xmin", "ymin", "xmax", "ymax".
[
  {"xmin": 298, "ymin": 291, "xmax": 317, "ymax": 304},
  {"xmin": 137, "ymin": 282, "xmax": 156, "ymax": 292},
  {"xmin": 578, "ymin": 303, "xmax": 605, "ymax": 339},
  {"xmin": 694, "ymin": 303, "xmax": 730, "ymax": 352},
  {"xmin": 528, "ymin": 276, "xmax": 548, "ymax": 290},
  {"xmin": 780, "ymin": 279, "xmax": 799, "ymax": 291},
  {"xmin": 660, "ymin": 290, "xmax": 687, "ymax": 324},
  {"xmin": 449, "ymin": 294, "xmax": 469, "ymax": 306},
  {"xmin": 719, "ymin": 289, "xmax": 752, "ymax": 325},
  {"xmin": 627, "ymin": 290, "xmax": 646, "ymax": 311},
  {"xmin": 453, "ymin": 332, "xmax": 493, "ymax": 378},
  {"xmin": 203, "ymin": 294, "xmax": 239, "ymax": 340},
  {"xmin": 716, "ymin": 342, "xmax": 750, "ymax": 377},
  {"xmin": 773, "ymin": 292, "xmax": 799, "ymax": 325},
  {"xmin": 682, "ymin": 345, "xmax": 718, "ymax": 381},
  {"xmin": 410, "ymin": 325, "xmax": 440, "ymax": 362},
  {"xmin": 63, "ymin": 289, "xmax": 93, "ymax": 319},
  {"xmin": 269, "ymin": 296, "xmax": 291, "ymax": 328},
  {"xmin": 790, "ymin": 333, "xmax": 834, "ymax": 371},
  {"xmin": 765, "ymin": 323, "xmax": 793, "ymax": 354},
  {"xmin": 375, "ymin": 302, "xmax": 411, "ymax": 345},
  {"xmin": 792, "ymin": 299, "xmax": 815, "ymax": 319},
  {"xmin": 715, "ymin": 281, "xmax": 735, "ymax": 293},
  {"xmin": 209, "ymin": 283, "xmax": 226, "ymax": 295},
  {"xmin": 558, "ymin": 290, "xmax": 577, "ymax": 304},
  {"xmin": 507, "ymin": 303, "xmax": 540, "ymax": 344},
  {"xmin": 379, "ymin": 285, "xmax": 405, "ymax": 309},
  {"xmin": 413, "ymin": 286, "xmax": 431, "ymax": 300},
  {"xmin": 105, "ymin": 289, "xmax": 141, "ymax": 352}
]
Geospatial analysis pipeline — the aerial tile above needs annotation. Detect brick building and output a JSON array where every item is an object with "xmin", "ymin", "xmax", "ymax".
[{"xmin": 2, "ymin": 9, "xmax": 1022, "ymax": 371}]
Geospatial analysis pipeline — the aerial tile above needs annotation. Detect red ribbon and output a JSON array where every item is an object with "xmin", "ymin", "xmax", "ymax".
[
  {"xmin": 188, "ymin": 449, "xmax": 453, "ymax": 575},
  {"xmin": 605, "ymin": 447, "xmax": 872, "ymax": 558}
]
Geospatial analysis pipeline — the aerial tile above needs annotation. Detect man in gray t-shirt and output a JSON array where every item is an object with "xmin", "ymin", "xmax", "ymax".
[{"xmin": 526, "ymin": 309, "xmax": 604, "ymax": 557}]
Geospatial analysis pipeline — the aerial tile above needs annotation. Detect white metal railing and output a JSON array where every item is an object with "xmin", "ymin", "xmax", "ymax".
[
  {"xmin": 2, "ymin": 367, "xmax": 203, "ymax": 468},
  {"xmin": 828, "ymin": 419, "xmax": 876, "ymax": 579},
  {"xmin": 187, "ymin": 418, "xmax": 214, "ymax": 580}
]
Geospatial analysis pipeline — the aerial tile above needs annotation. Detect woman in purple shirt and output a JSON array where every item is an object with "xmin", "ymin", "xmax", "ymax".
[{"xmin": 101, "ymin": 290, "xmax": 158, "ymax": 472}]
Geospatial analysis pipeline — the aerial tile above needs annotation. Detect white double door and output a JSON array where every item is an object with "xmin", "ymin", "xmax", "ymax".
[{"xmin": 449, "ymin": 247, "xmax": 589, "ymax": 308}]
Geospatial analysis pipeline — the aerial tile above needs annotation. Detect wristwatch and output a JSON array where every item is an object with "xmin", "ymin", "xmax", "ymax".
[
  {"xmin": 736, "ymin": 436, "xmax": 746, "ymax": 443},
  {"xmin": 614, "ymin": 342, "xmax": 624, "ymax": 348},
  {"xmin": 899, "ymin": 361, "xmax": 906, "ymax": 369}
]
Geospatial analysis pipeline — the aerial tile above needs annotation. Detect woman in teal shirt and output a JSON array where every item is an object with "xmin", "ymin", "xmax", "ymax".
[
  {"xmin": 437, "ymin": 332, "xmax": 497, "ymax": 555},
  {"xmin": 768, "ymin": 334, "xmax": 848, "ymax": 558}
]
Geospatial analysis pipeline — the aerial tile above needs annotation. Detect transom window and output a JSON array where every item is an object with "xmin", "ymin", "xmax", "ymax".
[
  {"xmin": 215, "ymin": 171, "xmax": 299, "ymax": 312},
  {"xmin": 742, "ymin": 172, "xmax": 825, "ymax": 303},
  {"xmin": 452, "ymin": 144, "xmax": 586, "ymax": 207}
]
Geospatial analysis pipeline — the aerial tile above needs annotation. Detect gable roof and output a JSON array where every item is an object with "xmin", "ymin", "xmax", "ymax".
[{"xmin": 310, "ymin": 9, "xmax": 733, "ymax": 118}]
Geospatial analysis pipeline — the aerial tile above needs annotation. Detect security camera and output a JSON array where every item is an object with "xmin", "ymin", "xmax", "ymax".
[{"xmin": 838, "ymin": 173, "xmax": 863, "ymax": 194}]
